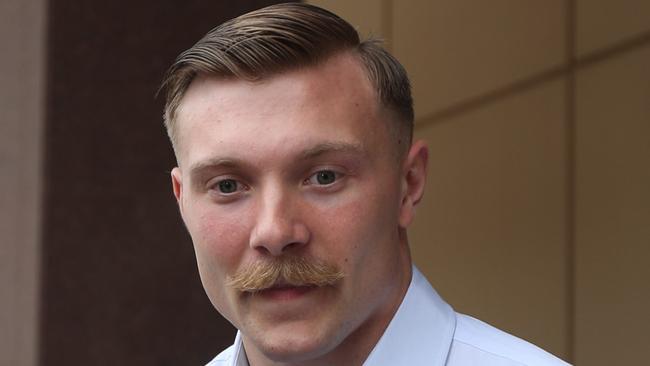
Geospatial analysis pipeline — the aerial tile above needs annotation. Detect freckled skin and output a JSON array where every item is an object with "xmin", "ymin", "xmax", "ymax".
[{"xmin": 171, "ymin": 52, "xmax": 428, "ymax": 366}]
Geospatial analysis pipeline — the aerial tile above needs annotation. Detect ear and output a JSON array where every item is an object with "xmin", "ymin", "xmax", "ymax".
[
  {"xmin": 398, "ymin": 140, "xmax": 429, "ymax": 228},
  {"xmin": 171, "ymin": 167, "xmax": 184, "ymax": 216}
]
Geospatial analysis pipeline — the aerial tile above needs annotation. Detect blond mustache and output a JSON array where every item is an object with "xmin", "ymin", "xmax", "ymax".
[{"xmin": 227, "ymin": 255, "xmax": 344, "ymax": 292}]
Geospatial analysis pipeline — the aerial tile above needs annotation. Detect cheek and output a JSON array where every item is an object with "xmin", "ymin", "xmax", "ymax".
[
  {"xmin": 311, "ymin": 185, "xmax": 401, "ymax": 264},
  {"xmin": 188, "ymin": 202, "xmax": 253, "ymax": 273},
  {"xmin": 186, "ymin": 202, "xmax": 253, "ymax": 318}
]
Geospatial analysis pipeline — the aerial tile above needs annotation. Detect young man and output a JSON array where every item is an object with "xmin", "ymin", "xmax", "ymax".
[{"xmin": 160, "ymin": 3, "xmax": 570, "ymax": 366}]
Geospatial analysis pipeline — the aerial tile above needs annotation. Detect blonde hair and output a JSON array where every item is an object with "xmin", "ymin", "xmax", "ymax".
[
  {"xmin": 227, "ymin": 255, "xmax": 344, "ymax": 293},
  {"xmin": 160, "ymin": 3, "xmax": 413, "ymax": 153}
]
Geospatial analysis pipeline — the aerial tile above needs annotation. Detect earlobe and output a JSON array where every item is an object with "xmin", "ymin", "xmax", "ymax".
[{"xmin": 398, "ymin": 140, "xmax": 429, "ymax": 228}]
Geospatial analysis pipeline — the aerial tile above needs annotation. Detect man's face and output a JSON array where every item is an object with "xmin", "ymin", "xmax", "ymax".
[{"xmin": 172, "ymin": 53, "xmax": 416, "ymax": 364}]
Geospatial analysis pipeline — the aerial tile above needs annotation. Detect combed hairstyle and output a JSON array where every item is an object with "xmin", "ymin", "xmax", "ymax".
[{"xmin": 160, "ymin": 3, "xmax": 414, "ymax": 154}]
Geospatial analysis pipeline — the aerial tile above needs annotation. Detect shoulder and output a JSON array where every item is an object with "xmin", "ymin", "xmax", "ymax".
[
  {"xmin": 448, "ymin": 313, "xmax": 571, "ymax": 366},
  {"xmin": 204, "ymin": 344, "xmax": 236, "ymax": 366}
]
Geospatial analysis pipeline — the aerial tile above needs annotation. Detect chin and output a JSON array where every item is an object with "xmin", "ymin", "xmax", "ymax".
[{"xmin": 252, "ymin": 327, "xmax": 339, "ymax": 364}]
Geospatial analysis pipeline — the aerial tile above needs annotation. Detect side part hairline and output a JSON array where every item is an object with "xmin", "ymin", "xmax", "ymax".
[{"xmin": 166, "ymin": 46, "xmax": 412, "ymax": 159}]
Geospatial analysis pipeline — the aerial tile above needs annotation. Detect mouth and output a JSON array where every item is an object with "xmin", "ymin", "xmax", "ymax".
[{"xmin": 254, "ymin": 284, "xmax": 318, "ymax": 301}]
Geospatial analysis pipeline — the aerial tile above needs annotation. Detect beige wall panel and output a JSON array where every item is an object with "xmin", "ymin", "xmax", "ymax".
[
  {"xmin": 0, "ymin": 0, "xmax": 45, "ymax": 365},
  {"xmin": 393, "ymin": 1, "xmax": 565, "ymax": 120},
  {"xmin": 409, "ymin": 79, "xmax": 568, "ymax": 359},
  {"xmin": 574, "ymin": 45, "xmax": 650, "ymax": 365},
  {"xmin": 307, "ymin": 0, "xmax": 386, "ymax": 39},
  {"xmin": 576, "ymin": 0, "xmax": 650, "ymax": 57}
]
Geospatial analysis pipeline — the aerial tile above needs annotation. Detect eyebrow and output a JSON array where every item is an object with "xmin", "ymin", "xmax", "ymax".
[
  {"xmin": 299, "ymin": 142, "xmax": 366, "ymax": 160},
  {"xmin": 188, "ymin": 158, "xmax": 240, "ymax": 175},
  {"xmin": 186, "ymin": 142, "xmax": 366, "ymax": 180}
]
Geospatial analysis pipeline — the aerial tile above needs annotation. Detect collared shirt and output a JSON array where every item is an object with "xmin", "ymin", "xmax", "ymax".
[{"xmin": 207, "ymin": 266, "xmax": 571, "ymax": 366}]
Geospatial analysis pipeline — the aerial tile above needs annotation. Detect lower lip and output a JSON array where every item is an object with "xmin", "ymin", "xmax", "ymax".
[{"xmin": 257, "ymin": 286, "xmax": 316, "ymax": 301}]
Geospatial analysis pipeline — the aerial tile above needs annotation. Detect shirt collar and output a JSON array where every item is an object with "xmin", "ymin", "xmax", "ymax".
[
  {"xmin": 231, "ymin": 332, "xmax": 249, "ymax": 366},
  {"xmin": 363, "ymin": 266, "xmax": 456, "ymax": 365},
  {"xmin": 230, "ymin": 266, "xmax": 456, "ymax": 366}
]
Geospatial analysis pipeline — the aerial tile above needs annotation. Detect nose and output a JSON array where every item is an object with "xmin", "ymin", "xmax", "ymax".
[{"xmin": 249, "ymin": 185, "xmax": 310, "ymax": 256}]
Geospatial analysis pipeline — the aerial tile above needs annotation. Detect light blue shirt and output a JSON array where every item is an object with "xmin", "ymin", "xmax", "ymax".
[{"xmin": 207, "ymin": 267, "xmax": 571, "ymax": 366}]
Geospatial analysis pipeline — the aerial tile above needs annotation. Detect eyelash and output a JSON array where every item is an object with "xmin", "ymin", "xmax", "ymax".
[
  {"xmin": 209, "ymin": 178, "xmax": 248, "ymax": 196},
  {"xmin": 304, "ymin": 169, "xmax": 343, "ymax": 186},
  {"xmin": 208, "ymin": 169, "xmax": 345, "ymax": 197}
]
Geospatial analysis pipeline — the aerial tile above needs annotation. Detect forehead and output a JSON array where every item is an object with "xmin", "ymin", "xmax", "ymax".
[{"xmin": 174, "ymin": 52, "xmax": 387, "ymax": 168}]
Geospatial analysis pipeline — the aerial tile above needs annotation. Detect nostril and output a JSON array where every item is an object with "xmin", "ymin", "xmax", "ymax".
[
  {"xmin": 253, "ymin": 246, "xmax": 273, "ymax": 256},
  {"xmin": 282, "ymin": 242, "xmax": 301, "ymax": 252},
  {"xmin": 255, "ymin": 241, "xmax": 301, "ymax": 256}
]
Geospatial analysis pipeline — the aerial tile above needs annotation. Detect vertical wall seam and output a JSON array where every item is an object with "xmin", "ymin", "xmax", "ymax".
[
  {"xmin": 37, "ymin": 0, "xmax": 54, "ymax": 362},
  {"xmin": 33, "ymin": 0, "xmax": 49, "ymax": 362},
  {"xmin": 565, "ymin": 0, "xmax": 577, "ymax": 362}
]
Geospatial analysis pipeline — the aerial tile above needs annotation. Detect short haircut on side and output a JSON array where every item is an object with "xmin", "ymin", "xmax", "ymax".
[{"xmin": 160, "ymin": 3, "xmax": 414, "ymax": 154}]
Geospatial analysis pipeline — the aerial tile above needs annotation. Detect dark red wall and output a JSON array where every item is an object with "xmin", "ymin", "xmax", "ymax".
[{"xmin": 40, "ymin": 1, "xmax": 289, "ymax": 365}]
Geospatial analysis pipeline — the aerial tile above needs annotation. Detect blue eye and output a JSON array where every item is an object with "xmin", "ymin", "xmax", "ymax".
[{"xmin": 217, "ymin": 179, "xmax": 238, "ymax": 193}]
